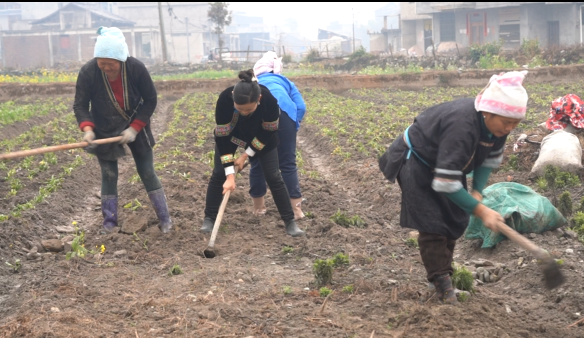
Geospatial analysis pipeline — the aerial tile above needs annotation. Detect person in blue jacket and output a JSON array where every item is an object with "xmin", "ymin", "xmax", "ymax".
[{"xmin": 251, "ymin": 52, "xmax": 306, "ymax": 219}]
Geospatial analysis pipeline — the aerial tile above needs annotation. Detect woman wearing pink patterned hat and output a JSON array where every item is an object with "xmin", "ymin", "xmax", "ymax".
[{"xmin": 379, "ymin": 71, "xmax": 529, "ymax": 304}]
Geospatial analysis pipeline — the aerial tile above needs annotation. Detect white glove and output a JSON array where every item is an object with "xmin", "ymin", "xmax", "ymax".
[
  {"xmin": 82, "ymin": 130, "xmax": 95, "ymax": 144},
  {"xmin": 119, "ymin": 127, "xmax": 138, "ymax": 144}
]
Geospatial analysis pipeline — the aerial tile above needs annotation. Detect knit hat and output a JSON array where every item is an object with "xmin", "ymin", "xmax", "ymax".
[
  {"xmin": 474, "ymin": 70, "xmax": 528, "ymax": 119},
  {"xmin": 253, "ymin": 51, "xmax": 283, "ymax": 77},
  {"xmin": 94, "ymin": 26, "xmax": 129, "ymax": 62}
]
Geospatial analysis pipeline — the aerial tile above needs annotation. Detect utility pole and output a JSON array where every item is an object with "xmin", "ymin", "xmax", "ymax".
[
  {"xmin": 185, "ymin": 17, "xmax": 191, "ymax": 63},
  {"xmin": 352, "ymin": 8, "xmax": 355, "ymax": 53},
  {"xmin": 158, "ymin": 2, "xmax": 168, "ymax": 62}
]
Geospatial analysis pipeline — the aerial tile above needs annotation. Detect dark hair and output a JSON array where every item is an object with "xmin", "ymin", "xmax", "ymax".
[{"xmin": 233, "ymin": 69, "xmax": 260, "ymax": 105}]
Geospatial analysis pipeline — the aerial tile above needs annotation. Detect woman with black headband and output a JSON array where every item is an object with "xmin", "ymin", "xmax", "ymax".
[{"xmin": 200, "ymin": 69, "xmax": 305, "ymax": 237}]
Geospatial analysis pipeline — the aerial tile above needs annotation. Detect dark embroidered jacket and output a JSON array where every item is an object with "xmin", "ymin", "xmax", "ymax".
[
  {"xmin": 73, "ymin": 57, "xmax": 157, "ymax": 161},
  {"xmin": 214, "ymin": 85, "xmax": 280, "ymax": 168}
]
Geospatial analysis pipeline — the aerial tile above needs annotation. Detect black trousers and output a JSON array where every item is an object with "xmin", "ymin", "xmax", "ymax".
[
  {"xmin": 204, "ymin": 146, "xmax": 294, "ymax": 221},
  {"xmin": 418, "ymin": 232, "xmax": 457, "ymax": 282}
]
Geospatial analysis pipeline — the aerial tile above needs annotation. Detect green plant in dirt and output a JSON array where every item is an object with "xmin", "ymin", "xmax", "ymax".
[
  {"xmin": 543, "ymin": 165, "xmax": 580, "ymax": 205},
  {"xmin": 342, "ymin": 284, "xmax": 354, "ymax": 293},
  {"xmin": 282, "ymin": 246, "xmax": 294, "ymax": 254},
  {"xmin": 5, "ymin": 259, "xmax": 21, "ymax": 272},
  {"xmin": 451, "ymin": 264, "xmax": 474, "ymax": 292},
  {"xmin": 129, "ymin": 173, "xmax": 141, "ymax": 184},
  {"xmin": 555, "ymin": 258, "xmax": 565, "ymax": 266},
  {"xmin": 505, "ymin": 154, "xmax": 519, "ymax": 171},
  {"xmin": 558, "ymin": 191, "xmax": 573, "ymax": 217},
  {"xmin": 0, "ymin": 214, "xmax": 8, "ymax": 222},
  {"xmin": 458, "ymin": 292, "xmax": 470, "ymax": 302},
  {"xmin": 304, "ymin": 211, "xmax": 315, "ymax": 219},
  {"xmin": 536, "ymin": 177, "xmax": 548, "ymax": 192},
  {"xmin": 282, "ymin": 286, "xmax": 292, "ymax": 295},
  {"xmin": 169, "ymin": 264, "xmax": 183, "ymax": 276},
  {"xmin": 132, "ymin": 232, "xmax": 148, "ymax": 251},
  {"xmin": 123, "ymin": 199, "xmax": 143, "ymax": 211},
  {"xmin": 66, "ymin": 227, "xmax": 92, "ymax": 260},
  {"xmin": 319, "ymin": 287, "xmax": 332, "ymax": 298},
  {"xmin": 332, "ymin": 253, "xmax": 350, "ymax": 267},
  {"xmin": 570, "ymin": 211, "xmax": 584, "ymax": 243},
  {"xmin": 468, "ymin": 39, "xmax": 503, "ymax": 63},
  {"xmin": 313, "ymin": 258, "xmax": 334, "ymax": 286},
  {"xmin": 330, "ymin": 209, "xmax": 366, "ymax": 228},
  {"xmin": 405, "ymin": 237, "xmax": 419, "ymax": 249}
]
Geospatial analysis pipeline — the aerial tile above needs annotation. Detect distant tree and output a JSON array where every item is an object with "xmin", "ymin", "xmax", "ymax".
[{"xmin": 207, "ymin": 2, "xmax": 232, "ymax": 61}]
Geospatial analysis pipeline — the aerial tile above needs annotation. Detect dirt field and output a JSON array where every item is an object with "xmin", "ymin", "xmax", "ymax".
[{"xmin": 1, "ymin": 75, "xmax": 584, "ymax": 337}]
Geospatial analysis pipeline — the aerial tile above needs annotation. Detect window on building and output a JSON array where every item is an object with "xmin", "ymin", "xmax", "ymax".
[
  {"xmin": 499, "ymin": 8, "xmax": 520, "ymax": 49},
  {"xmin": 440, "ymin": 12, "xmax": 456, "ymax": 42}
]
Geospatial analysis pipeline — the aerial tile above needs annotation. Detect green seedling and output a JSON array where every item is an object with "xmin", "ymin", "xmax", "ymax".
[
  {"xmin": 304, "ymin": 211, "xmax": 315, "ymax": 219},
  {"xmin": 458, "ymin": 292, "xmax": 470, "ymax": 302},
  {"xmin": 405, "ymin": 237, "xmax": 419, "ymax": 249},
  {"xmin": 342, "ymin": 285, "xmax": 354, "ymax": 293},
  {"xmin": 313, "ymin": 258, "xmax": 334, "ymax": 286},
  {"xmin": 124, "ymin": 199, "xmax": 143, "ymax": 211},
  {"xmin": 66, "ymin": 227, "xmax": 92, "ymax": 260},
  {"xmin": 330, "ymin": 209, "xmax": 366, "ymax": 228},
  {"xmin": 132, "ymin": 232, "xmax": 148, "ymax": 251},
  {"xmin": 319, "ymin": 287, "xmax": 332, "ymax": 298},
  {"xmin": 558, "ymin": 191, "xmax": 573, "ymax": 217},
  {"xmin": 332, "ymin": 253, "xmax": 350, "ymax": 267},
  {"xmin": 169, "ymin": 264, "xmax": 183, "ymax": 276},
  {"xmin": 282, "ymin": 246, "xmax": 294, "ymax": 254},
  {"xmin": 555, "ymin": 259, "xmax": 564, "ymax": 266},
  {"xmin": 283, "ymin": 286, "xmax": 292, "ymax": 295},
  {"xmin": 452, "ymin": 264, "xmax": 474, "ymax": 292},
  {"xmin": 5, "ymin": 259, "xmax": 21, "ymax": 272}
]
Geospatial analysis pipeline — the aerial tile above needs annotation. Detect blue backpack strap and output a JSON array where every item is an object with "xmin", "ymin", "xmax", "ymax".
[{"xmin": 404, "ymin": 126, "xmax": 431, "ymax": 168}]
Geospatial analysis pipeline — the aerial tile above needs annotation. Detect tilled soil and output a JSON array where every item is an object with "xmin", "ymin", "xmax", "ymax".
[{"xmin": 0, "ymin": 87, "xmax": 583, "ymax": 338}]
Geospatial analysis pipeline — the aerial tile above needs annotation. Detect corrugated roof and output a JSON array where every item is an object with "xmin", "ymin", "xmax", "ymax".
[{"xmin": 32, "ymin": 2, "xmax": 134, "ymax": 25}]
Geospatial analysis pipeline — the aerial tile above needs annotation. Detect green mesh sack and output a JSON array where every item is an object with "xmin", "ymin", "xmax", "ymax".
[{"xmin": 465, "ymin": 182, "xmax": 567, "ymax": 248}]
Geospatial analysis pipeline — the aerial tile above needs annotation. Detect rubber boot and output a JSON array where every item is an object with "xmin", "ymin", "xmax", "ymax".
[
  {"xmin": 252, "ymin": 196, "xmax": 267, "ymax": 216},
  {"xmin": 148, "ymin": 188, "xmax": 173, "ymax": 234},
  {"xmin": 200, "ymin": 217, "xmax": 214, "ymax": 233},
  {"xmin": 290, "ymin": 197, "xmax": 305, "ymax": 220},
  {"xmin": 285, "ymin": 219, "xmax": 305, "ymax": 237},
  {"xmin": 101, "ymin": 195, "xmax": 118, "ymax": 232},
  {"xmin": 433, "ymin": 273, "xmax": 458, "ymax": 304}
]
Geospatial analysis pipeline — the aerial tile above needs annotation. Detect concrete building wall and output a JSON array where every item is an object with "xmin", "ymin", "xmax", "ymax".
[{"xmin": 117, "ymin": 2, "xmax": 207, "ymax": 63}]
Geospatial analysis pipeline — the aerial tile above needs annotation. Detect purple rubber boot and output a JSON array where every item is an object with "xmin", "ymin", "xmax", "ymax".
[
  {"xmin": 148, "ymin": 188, "xmax": 173, "ymax": 234},
  {"xmin": 101, "ymin": 195, "xmax": 118, "ymax": 232}
]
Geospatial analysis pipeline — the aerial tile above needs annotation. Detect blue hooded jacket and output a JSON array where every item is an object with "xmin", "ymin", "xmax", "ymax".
[{"xmin": 257, "ymin": 73, "xmax": 306, "ymax": 130}]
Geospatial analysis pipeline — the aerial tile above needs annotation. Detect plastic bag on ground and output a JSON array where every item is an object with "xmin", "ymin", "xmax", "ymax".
[
  {"xmin": 530, "ymin": 130, "xmax": 582, "ymax": 176},
  {"xmin": 465, "ymin": 182, "xmax": 566, "ymax": 248}
]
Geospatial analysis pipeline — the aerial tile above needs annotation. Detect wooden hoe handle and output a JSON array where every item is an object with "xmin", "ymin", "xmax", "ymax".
[
  {"xmin": 0, "ymin": 136, "xmax": 123, "ymax": 161},
  {"xmin": 497, "ymin": 221, "xmax": 549, "ymax": 259}
]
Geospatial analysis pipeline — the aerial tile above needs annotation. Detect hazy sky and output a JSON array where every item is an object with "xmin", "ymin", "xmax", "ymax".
[{"xmin": 228, "ymin": 2, "xmax": 387, "ymax": 39}]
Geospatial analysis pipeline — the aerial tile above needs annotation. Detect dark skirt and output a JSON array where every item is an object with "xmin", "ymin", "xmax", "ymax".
[{"xmin": 380, "ymin": 136, "xmax": 469, "ymax": 240}]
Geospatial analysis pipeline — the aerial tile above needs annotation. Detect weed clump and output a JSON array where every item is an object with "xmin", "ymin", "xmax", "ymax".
[
  {"xmin": 342, "ymin": 285, "xmax": 354, "ymax": 293},
  {"xmin": 452, "ymin": 265, "xmax": 474, "ymax": 292},
  {"xmin": 332, "ymin": 253, "xmax": 349, "ymax": 267},
  {"xmin": 319, "ymin": 287, "xmax": 332, "ymax": 297},
  {"xmin": 405, "ymin": 237, "xmax": 419, "ymax": 249},
  {"xmin": 313, "ymin": 259, "xmax": 334, "ymax": 286},
  {"xmin": 282, "ymin": 286, "xmax": 292, "ymax": 295},
  {"xmin": 330, "ymin": 209, "xmax": 366, "ymax": 228},
  {"xmin": 169, "ymin": 264, "xmax": 183, "ymax": 276},
  {"xmin": 558, "ymin": 191, "xmax": 573, "ymax": 217}
]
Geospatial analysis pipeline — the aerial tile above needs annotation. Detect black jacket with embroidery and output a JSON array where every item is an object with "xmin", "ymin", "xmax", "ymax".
[
  {"xmin": 380, "ymin": 98, "xmax": 507, "ymax": 184},
  {"xmin": 214, "ymin": 85, "xmax": 280, "ymax": 168},
  {"xmin": 73, "ymin": 57, "xmax": 157, "ymax": 161}
]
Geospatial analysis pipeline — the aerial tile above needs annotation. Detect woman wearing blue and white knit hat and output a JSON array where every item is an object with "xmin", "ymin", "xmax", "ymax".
[{"xmin": 73, "ymin": 27, "xmax": 173, "ymax": 234}]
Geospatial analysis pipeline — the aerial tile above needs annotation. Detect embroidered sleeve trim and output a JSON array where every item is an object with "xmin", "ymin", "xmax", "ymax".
[
  {"xmin": 231, "ymin": 136, "xmax": 246, "ymax": 148},
  {"xmin": 220, "ymin": 154, "xmax": 235, "ymax": 164},
  {"xmin": 482, "ymin": 154, "xmax": 504, "ymax": 168},
  {"xmin": 214, "ymin": 111, "xmax": 240, "ymax": 137},
  {"xmin": 432, "ymin": 178, "xmax": 463, "ymax": 193},
  {"xmin": 251, "ymin": 137, "xmax": 265, "ymax": 150},
  {"xmin": 262, "ymin": 118, "xmax": 279, "ymax": 131}
]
